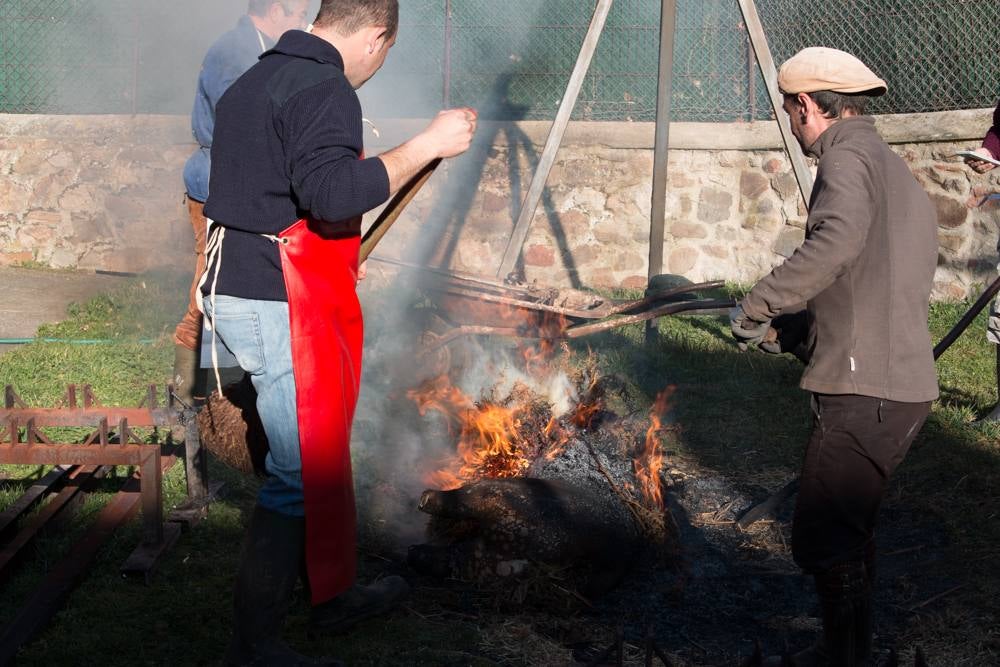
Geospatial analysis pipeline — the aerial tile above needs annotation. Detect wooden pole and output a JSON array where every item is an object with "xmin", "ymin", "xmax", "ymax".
[
  {"xmin": 496, "ymin": 0, "xmax": 615, "ymax": 280},
  {"xmin": 359, "ymin": 159, "xmax": 442, "ymax": 262},
  {"xmin": 736, "ymin": 0, "xmax": 813, "ymax": 208},
  {"xmin": 646, "ymin": 0, "xmax": 678, "ymax": 342}
]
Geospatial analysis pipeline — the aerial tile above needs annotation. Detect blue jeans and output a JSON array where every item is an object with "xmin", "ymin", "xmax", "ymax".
[{"xmin": 204, "ymin": 295, "xmax": 304, "ymax": 516}]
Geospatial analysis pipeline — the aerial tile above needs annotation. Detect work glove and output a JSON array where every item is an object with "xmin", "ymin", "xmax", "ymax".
[{"xmin": 729, "ymin": 305, "xmax": 771, "ymax": 351}]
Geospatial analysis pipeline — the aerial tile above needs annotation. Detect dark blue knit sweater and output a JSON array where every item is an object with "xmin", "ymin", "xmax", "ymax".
[{"xmin": 204, "ymin": 30, "xmax": 390, "ymax": 301}]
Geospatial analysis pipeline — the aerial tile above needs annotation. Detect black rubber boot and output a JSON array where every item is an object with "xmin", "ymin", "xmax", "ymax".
[
  {"xmin": 980, "ymin": 347, "xmax": 1000, "ymax": 423},
  {"xmin": 224, "ymin": 505, "xmax": 341, "ymax": 667},
  {"xmin": 814, "ymin": 561, "xmax": 873, "ymax": 667},
  {"xmin": 309, "ymin": 575, "xmax": 411, "ymax": 636}
]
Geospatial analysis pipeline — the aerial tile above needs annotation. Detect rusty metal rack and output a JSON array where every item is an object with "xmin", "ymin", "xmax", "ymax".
[{"xmin": 0, "ymin": 384, "xmax": 208, "ymax": 576}]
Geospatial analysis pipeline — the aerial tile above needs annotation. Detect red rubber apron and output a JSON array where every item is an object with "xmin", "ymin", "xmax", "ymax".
[{"xmin": 277, "ymin": 218, "xmax": 363, "ymax": 605}]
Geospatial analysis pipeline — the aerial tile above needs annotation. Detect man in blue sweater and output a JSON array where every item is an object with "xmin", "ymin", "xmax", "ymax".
[
  {"xmin": 202, "ymin": 1, "xmax": 476, "ymax": 664},
  {"xmin": 172, "ymin": 0, "xmax": 309, "ymax": 405}
]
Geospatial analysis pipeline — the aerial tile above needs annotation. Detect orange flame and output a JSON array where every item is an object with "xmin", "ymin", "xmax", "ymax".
[
  {"xmin": 634, "ymin": 387, "xmax": 674, "ymax": 509},
  {"xmin": 408, "ymin": 375, "xmax": 532, "ymax": 488}
]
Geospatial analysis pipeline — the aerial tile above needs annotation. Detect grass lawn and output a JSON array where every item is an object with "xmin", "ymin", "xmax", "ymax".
[{"xmin": 0, "ymin": 274, "xmax": 998, "ymax": 665}]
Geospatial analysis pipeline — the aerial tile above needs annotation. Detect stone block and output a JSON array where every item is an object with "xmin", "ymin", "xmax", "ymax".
[
  {"xmin": 931, "ymin": 193, "xmax": 968, "ymax": 229},
  {"xmin": 937, "ymin": 231, "xmax": 965, "ymax": 254},
  {"xmin": 773, "ymin": 226, "xmax": 805, "ymax": 258},
  {"xmin": 482, "ymin": 191, "xmax": 509, "ymax": 213},
  {"xmin": 621, "ymin": 275, "xmax": 647, "ymax": 289},
  {"xmin": 524, "ymin": 244, "xmax": 556, "ymax": 267},
  {"xmin": 772, "ymin": 171, "xmax": 800, "ymax": 200},
  {"xmin": 697, "ymin": 188, "xmax": 733, "ymax": 224},
  {"xmin": 704, "ymin": 244, "xmax": 730, "ymax": 259},
  {"xmin": 25, "ymin": 209, "xmax": 62, "ymax": 227},
  {"xmin": 740, "ymin": 170, "xmax": 769, "ymax": 199},
  {"xmin": 668, "ymin": 247, "xmax": 699, "ymax": 275},
  {"xmin": 670, "ymin": 222, "xmax": 708, "ymax": 239},
  {"xmin": 0, "ymin": 251, "xmax": 34, "ymax": 266},
  {"xmin": 612, "ymin": 251, "xmax": 646, "ymax": 272},
  {"xmin": 764, "ymin": 157, "xmax": 784, "ymax": 174}
]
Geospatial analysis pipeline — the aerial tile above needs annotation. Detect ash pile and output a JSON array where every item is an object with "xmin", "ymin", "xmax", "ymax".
[{"xmin": 353, "ymin": 330, "xmax": 681, "ymax": 604}]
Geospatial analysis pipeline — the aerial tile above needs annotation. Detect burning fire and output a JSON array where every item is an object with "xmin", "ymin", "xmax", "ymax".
[
  {"xmin": 634, "ymin": 387, "xmax": 674, "ymax": 509},
  {"xmin": 407, "ymin": 373, "xmax": 583, "ymax": 489}
]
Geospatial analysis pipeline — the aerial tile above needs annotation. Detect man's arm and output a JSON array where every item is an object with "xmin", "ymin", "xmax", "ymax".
[
  {"xmin": 284, "ymin": 81, "xmax": 475, "ymax": 222},
  {"xmin": 741, "ymin": 148, "xmax": 875, "ymax": 321},
  {"xmin": 378, "ymin": 108, "xmax": 477, "ymax": 195}
]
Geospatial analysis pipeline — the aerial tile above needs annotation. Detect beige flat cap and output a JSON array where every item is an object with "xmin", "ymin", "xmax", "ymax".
[{"xmin": 778, "ymin": 47, "xmax": 887, "ymax": 96}]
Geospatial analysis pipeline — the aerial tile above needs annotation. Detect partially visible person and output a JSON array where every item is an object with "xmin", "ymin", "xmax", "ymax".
[
  {"xmin": 172, "ymin": 0, "xmax": 310, "ymax": 405},
  {"xmin": 963, "ymin": 98, "xmax": 1000, "ymax": 422},
  {"xmin": 963, "ymin": 98, "xmax": 999, "ymax": 174},
  {"xmin": 201, "ymin": 0, "xmax": 477, "ymax": 663},
  {"xmin": 729, "ymin": 47, "xmax": 939, "ymax": 665}
]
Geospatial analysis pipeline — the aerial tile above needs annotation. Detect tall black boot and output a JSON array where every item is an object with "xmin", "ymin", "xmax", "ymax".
[
  {"xmin": 224, "ymin": 505, "xmax": 340, "ymax": 666},
  {"xmin": 981, "ymin": 347, "xmax": 1000, "ymax": 422},
  {"xmin": 814, "ymin": 561, "xmax": 873, "ymax": 667}
]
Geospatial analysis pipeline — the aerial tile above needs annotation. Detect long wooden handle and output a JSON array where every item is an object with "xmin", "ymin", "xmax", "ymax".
[{"xmin": 359, "ymin": 158, "xmax": 442, "ymax": 262}]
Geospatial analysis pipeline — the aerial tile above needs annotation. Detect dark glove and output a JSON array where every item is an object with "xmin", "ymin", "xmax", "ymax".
[
  {"xmin": 729, "ymin": 305, "xmax": 771, "ymax": 351},
  {"xmin": 758, "ymin": 311, "xmax": 811, "ymax": 362}
]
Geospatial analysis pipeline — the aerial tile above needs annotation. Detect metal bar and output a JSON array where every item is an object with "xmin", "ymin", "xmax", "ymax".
[
  {"xmin": 496, "ymin": 0, "xmax": 615, "ymax": 280},
  {"xmin": 66, "ymin": 384, "xmax": 77, "ymax": 408},
  {"xmin": 0, "ymin": 443, "xmax": 156, "ymax": 466},
  {"xmin": 0, "ymin": 465, "xmax": 73, "ymax": 543},
  {"xmin": 0, "ymin": 407, "xmax": 177, "ymax": 428},
  {"xmin": 118, "ymin": 418, "xmax": 129, "ymax": 445},
  {"xmin": 139, "ymin": 449, "xmax": 163, "ymax": 545},
  {"xmin": 0, "ymin": 471, "xmax": 144, "ymax": 664},
  {"xmin": 564, "ymin": 298, "xmax": 737, "ymax": 338},
  {"xmin": 0, "ymin": 466, "xmax": 99, "ymax": 585},
  {"xmin": 933, "ymin": 274, "xmax": 1000, "ymax": 360},
  {"xmin": 648, "ymin": 0, "xmax": 678, "ymax": 284},
  {"xmin": 183, "ymin": 415, "xmax": 209, "ymax": 502},
  {"xmin": 736, "ymin": 0, "xmax": 814, "ymax": 207}
]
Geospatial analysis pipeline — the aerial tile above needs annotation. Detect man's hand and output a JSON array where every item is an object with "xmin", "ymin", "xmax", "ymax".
[
  {"xmin": 729, "ymin": 305, "xmax": 771, "ymax": 351},
  {"xmin": 964, "ymin": 147, "xmax": 998, "ymax": 174},
  {"xmin": 422, "ymin": 108, "xmax": 477, "ymax": 159}
]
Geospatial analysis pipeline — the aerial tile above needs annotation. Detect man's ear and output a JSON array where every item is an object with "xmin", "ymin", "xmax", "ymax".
[
  {"xmin": 267, "ymin": 1, "xmax": 284, "ymax": 22},
  {"xmin": 364, "ymin": 26, "xmax": 390, "ymax": 54}
]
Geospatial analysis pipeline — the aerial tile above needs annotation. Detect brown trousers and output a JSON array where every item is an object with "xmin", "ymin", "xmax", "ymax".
[
  {"xmin": 791, "ymin": 393, "xmax": 931, "ymax": 574},
  {"xmin": 173, "ymin": 197, "xmax": 208, "ymax": 351}
]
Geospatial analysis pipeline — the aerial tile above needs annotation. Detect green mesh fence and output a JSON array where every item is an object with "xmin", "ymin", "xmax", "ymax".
[{"xmin": 1, "ymin": 0, "xmax": 997, "ymax": 119}]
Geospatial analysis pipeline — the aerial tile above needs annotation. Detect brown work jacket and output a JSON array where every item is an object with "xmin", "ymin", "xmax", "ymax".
[{"xmin": 741, "ymin": 116, "xmax": 939, "ymax": 403}]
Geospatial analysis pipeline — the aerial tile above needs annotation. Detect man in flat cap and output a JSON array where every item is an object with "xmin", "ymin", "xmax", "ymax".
[{"xmin": 730, "ymin": 47, "xmax": 939, "ymax": 665}]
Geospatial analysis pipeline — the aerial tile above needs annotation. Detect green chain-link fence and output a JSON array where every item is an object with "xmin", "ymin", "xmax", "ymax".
[{"xmin": 1, "ymin": 0, "xmax": 997, "ymax": 120}]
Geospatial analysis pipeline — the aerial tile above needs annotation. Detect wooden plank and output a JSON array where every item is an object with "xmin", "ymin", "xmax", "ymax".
[
  {"xmin": 648, "ymin": 0, "xmax": 678, "ymax": 283},
  {"xmin": 496, "ymin": 0, "xmax": 615, "ymax": 279},
  {"xmin": 736, "ymin": 0, "xmax": 814, "ymax": 207}
]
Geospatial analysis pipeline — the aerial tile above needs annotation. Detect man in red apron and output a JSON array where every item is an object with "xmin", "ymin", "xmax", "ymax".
[{"xmin": 200, "ymin": 1, "xmax": 476, "ymax": 663}]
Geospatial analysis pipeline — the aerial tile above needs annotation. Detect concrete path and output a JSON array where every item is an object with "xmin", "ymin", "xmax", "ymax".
[{"xmin": 0, "ymin": 266, "xmax": 132, "ymax": 355}]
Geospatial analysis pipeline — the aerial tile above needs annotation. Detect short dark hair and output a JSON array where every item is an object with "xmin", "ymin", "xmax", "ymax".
[
  {"xmin": 807, "ymin": 90, "xmax": 870, "ymax": 119},
  {"xmin": 313, "ymin": 0, "xmax": 399, "ymax": 37},
  {"xmin": 247, "ymin": 0, "xmax": 300, "ymax": 18}
]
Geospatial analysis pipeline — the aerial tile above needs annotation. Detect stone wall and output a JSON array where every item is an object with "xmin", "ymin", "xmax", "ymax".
[
  {"xmin": 0, "ymin": 115, "xmax": 191, "ymax": 273},
  {"xmin": 2, "ymin": 111, "xmax": 998, "ymax": 298}
]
